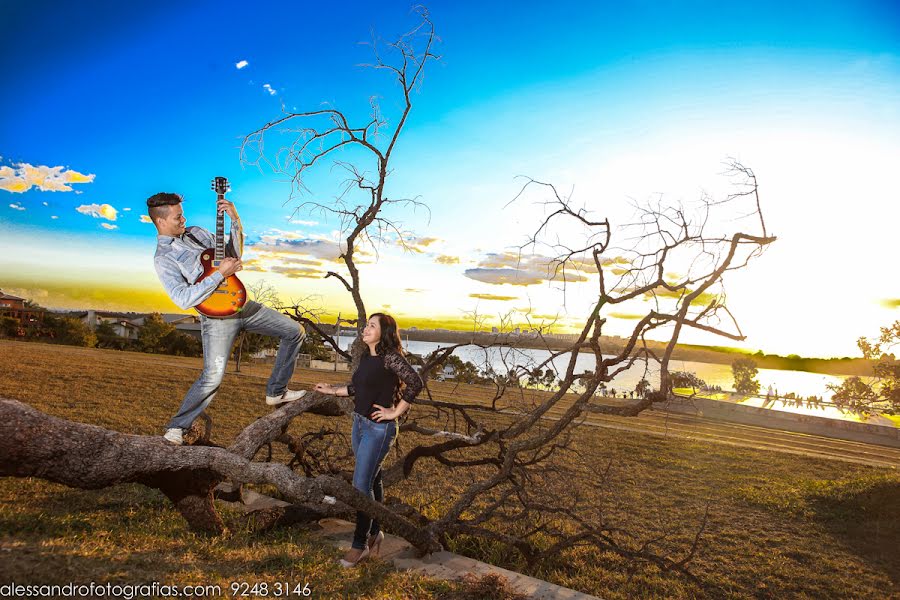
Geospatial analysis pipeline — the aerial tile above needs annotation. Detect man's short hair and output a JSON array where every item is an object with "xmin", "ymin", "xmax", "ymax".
[{"xmin": 146, "ymin": 192, "xmax": 182, "ymax": 222}]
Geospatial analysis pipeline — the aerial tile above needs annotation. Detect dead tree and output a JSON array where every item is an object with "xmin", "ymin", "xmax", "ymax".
[
  {"xmin": 236, "ymin": 7, "xmax": 775, "ymax": 574},
  {"xmin": 240, "ymin": 6, "xmax": 438, "ymax": 372},
  {"xmin": 828, "ymin": 320, "xmax": 900, "ymax": 413},
  {"xmin": 0, "ymin": 7, "xmax": 774, "ymax": 579}
]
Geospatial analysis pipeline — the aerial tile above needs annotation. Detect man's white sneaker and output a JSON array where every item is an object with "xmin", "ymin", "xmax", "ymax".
[
  {"xmin": 265, "ymin": 389, "xmax": 307, "ymax": 406},
  {"xmin": 163, "ymin": 428, "xmax": 183, "ymax": 445}
]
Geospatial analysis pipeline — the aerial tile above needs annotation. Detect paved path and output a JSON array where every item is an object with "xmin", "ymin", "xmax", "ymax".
[
  {"xmin": 215, "ymin": 490, "xmax": 600, "ymax": 599},
  {"xmin": 316, "ymin": 518, "xmax": 601, "ymax": 600}
]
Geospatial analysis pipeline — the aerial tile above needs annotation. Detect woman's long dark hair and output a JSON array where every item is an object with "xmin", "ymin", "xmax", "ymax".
[
  {"xmin": 371, "ymin": 312, "xmax": 404, "ymax": 356},
  {"xmin": 371, "ymin": 312, "xmax": 406, "ymax": 407}
]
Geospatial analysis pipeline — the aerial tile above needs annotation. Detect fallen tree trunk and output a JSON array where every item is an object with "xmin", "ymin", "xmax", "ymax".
[{"xmin": 0, "ymin": 397, "xmax": 441, "ymax": 553}]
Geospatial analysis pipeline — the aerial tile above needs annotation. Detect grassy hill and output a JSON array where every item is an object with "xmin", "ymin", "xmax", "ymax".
[{"xmin": 0, "ymin": 340, "xmax": 897, "ymax": 599}]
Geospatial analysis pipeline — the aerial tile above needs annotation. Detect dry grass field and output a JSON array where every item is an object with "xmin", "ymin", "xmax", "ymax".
[{"xmin": 0, "ymin": 340, "xmax": 898, "ymax": 599}]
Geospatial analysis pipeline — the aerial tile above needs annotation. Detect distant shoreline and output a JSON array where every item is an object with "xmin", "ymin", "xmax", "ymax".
[{"xmin": 356, "ymin": 328, "xmax": 880, "ymax": 378}]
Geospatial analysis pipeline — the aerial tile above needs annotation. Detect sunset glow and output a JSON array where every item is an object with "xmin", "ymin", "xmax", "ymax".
[{"xmin": 2, "ymin": 0, "xmax": 898, "ymax": 358}]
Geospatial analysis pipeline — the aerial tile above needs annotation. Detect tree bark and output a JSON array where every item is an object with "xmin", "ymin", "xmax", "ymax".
[{"xmin": 0, "ymin": 397, "xmax": 441, "ymax": 553}]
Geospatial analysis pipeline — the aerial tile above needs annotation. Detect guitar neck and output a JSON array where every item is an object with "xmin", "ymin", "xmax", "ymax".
[{"xmin": 215, "ymin": 193, "xmax": 225, "ymax": 261}]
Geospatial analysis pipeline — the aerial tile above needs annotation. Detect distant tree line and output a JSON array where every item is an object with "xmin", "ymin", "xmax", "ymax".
[
  {"xmin": 0, "ymin": 305, "xmax": 332, "ymax": 364},
  {"xmin": 2, "ymin": 312, "xmax": 98, "ymax": 348},
  {"xmin": 827, "ymin": 320, "xmax": 900, "ymax": 415}
]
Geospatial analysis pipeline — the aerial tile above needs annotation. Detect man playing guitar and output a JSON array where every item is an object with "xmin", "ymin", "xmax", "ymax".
[{"xmin": 147, "ymin": 188, "xmax": 306, "ymax": 445}]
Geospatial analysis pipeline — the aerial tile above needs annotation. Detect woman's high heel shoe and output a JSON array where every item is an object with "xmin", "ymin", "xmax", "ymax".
[
  {"xmin": 366, "ymin": 531, "xmax": 385, "ymax": 558},
  {"xmin": 339, "ymin": 546, "xmax": 370, "ymax": 568}
]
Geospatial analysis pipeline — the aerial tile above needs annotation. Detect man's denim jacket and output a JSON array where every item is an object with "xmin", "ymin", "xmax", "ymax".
[{"xmin": 154, "ymin": 222, "xmax": 242, "ymax": 310}]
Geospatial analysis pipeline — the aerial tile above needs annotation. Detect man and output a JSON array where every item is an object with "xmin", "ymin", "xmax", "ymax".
[{"xmin": 147, "ymin": 191, "xmax": 306, "ymax": 445}]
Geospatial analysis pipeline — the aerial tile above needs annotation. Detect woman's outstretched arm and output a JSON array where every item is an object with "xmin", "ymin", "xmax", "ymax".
[{"xmin": 313, "ymin": 382, "xmax": 354, "ymax": 396}]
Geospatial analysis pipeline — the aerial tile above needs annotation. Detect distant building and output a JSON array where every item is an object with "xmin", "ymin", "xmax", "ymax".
[
  {"xmin": 0, "ymin": 291, "xmax": 26, "ymax": 311},
  {"xmin": 135, "ymin": 312, "xmax": 202, "ymax": 339},
  {"xmin": 65, "ymin": 310, "xmax": 203, "ymax": 341},
  {"xmin": 0, "ymin": 291, "xmax": 47, "ymax": 331},
  {"xmin": 164, "ymin": 313, "xmax": 200, "ymax": 325},
  {"xmin": 73, "ymin": 310, "xmax": 145, "ymax": 340},
  {"xmin": 130, "ymin": 313, "xmax": 199, "ymax": 327},
  {"xmin": 173, "ymin": 322, "xmax": 202, "ymax": 340}
]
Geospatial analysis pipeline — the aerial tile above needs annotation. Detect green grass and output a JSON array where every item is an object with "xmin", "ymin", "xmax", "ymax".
[
  {"xmin": 1, "ymin": 340, "xmax": 898, "ymax": 599},
  {"xmin": 0, "ymin": 481, "xmax": 460, "ymax": 599}
]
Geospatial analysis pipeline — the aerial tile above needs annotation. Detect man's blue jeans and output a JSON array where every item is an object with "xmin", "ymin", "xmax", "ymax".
[
  {"xmin": 167, "ymin": 305, "xmax": 305, "ymax": 430},
  {"xmin": 350, "ymin": 412, "xmax": 397, "ymax": 550}
]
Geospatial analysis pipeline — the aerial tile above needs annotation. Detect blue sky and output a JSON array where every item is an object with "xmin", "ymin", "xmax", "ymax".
[{"xmin": 1, "ymin": 0, "xmax": 899, "ymax": 357}]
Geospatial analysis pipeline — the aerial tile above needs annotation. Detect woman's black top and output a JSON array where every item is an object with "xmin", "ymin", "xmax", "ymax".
[{"xmin": 347, "ymin": 351, "xmax": 423, "ymax": 418}]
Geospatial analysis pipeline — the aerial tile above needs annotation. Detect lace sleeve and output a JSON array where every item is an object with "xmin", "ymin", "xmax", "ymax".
[{"xmin": 383, "ymin": 352, "xmax": 423, "ymax": 404}]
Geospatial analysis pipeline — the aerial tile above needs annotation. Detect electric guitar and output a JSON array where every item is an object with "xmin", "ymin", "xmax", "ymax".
[{"xmin": 194, "ymin": 176, "xmax": 247, "ymax": 317}]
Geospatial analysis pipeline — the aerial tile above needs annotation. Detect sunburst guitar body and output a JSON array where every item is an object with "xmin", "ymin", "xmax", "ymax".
[{"xmin": 194, "ymin": 176, "xmax": 247, "ymax": 318}]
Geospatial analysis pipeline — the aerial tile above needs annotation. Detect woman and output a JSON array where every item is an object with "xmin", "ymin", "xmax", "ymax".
[{"xmin": 314, "ymin": 312, "xmax": 423, "ymax": 567}]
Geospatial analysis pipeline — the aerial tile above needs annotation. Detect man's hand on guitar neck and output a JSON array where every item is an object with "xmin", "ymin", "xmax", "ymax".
[
  {"xmin": 215, "ymin": 195, "xmax": 244, "ymax": 262},
  {"xmin": 217, "ymin": 197, "xmax": 239, "ymax": 221},
  {"xmin": 217, "ymin": 257, "xmax": 243, "ymax": 278}
]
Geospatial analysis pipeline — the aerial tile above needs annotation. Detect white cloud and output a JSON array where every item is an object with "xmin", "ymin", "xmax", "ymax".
[
  {"xmin": 76, "ymin": 203, "xmax": 117, "ymax": 221},
  {"xmin": 464, "ymin": 267, "xmax": 547, "ymax": 286},
  {"xmin": 244, "ymin": 229, "xmax": 378, "ymax": 277},
  {"xmin": 267, "ymin": 265, "xmax": 322, "ymax": 279},
  {"xmin": 263, "ymin": 83, "xmax": 277, "ymax": 96},
  {"xmin": 251, "ymin": 235, "xmax": 345, "ymax": 262},
  {"xmin": 51, "ymin": 215, "xmax": 58, "ymax": 219},
  {"xmin": 463, "ymin": 252, "xmax": 590, "ymax": 286},
  {"xmin": 139, "ymin": 215, "xmax": 153, "ymax": 223},
  {"xmin": 9, "ymin": 203, "xmax": 25, "ymax": 211},
  {"xmin": 469, "ymin": 293, "xmax": 519, "ymax": 301},
  {"xmin": 100, "ymin": 223, "xmax": 118, "ymax": 230},
  {"xmin": 123, "ymin": 207, "xmax": 131, "ymax": 211},
  {"xmin": 0, "ymin": 163, "xmax": 95, "ymax": 193},
  {"xmin": 42, "ymin": 201, "xmax": 48, "ymax": 206},
  {"xmin": 285, "ymin": 216, "xmax": 318, "ymax": 226},
  {"xmin": 402, "ymin": 236, "xmax": 441, "ymax": 253},
  {"xmin": 236, "ymin": 60, "xmax": 249, "ymax": 69}
]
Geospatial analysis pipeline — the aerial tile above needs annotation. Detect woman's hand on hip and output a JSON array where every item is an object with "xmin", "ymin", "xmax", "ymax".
[{"xmin": 370, "ymin": 404, "xmax": 398, "ymax": 422}]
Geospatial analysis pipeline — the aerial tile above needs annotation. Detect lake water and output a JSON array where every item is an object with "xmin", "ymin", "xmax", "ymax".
[
  {"xmin": 334, "ymin": 336, "xmax": 900, "ymax": 426},
  {"xmin": 336, "ymin": 335, "xmax": 848, "ymax": 400}
]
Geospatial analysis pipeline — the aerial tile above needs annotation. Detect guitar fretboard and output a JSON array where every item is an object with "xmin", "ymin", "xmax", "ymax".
[{"xmin": 215, "ymin": 194, "xmax": 225, "ymax": 261}]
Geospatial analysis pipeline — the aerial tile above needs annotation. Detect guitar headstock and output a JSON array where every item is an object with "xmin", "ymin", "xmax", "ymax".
[{"xmin": 210, "ymin": 176, "xmax": 230, "ymax": 196}]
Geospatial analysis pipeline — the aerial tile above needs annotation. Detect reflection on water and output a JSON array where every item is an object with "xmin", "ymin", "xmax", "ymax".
[
  {"xmin": 336, "ymin": 335, "xmax": 892, "ymax": 424},
  {"xmin": 736, "ymin": 395, "xmax": 896, "ymax": 426}
]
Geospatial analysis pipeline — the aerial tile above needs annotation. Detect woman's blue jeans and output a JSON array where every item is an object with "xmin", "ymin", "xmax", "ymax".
[{"xmin": 350, "ymin": 412, "xmax": 397, "ymax": 550}]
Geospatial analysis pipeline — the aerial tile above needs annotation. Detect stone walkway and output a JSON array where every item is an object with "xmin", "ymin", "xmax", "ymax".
[
  {"xmin": 316, "ymin": 518, "xmax": 601, "ymax": 600},
  {"xmin": 219, "ymin": 488, "xmax": 600, "ymax": 599}
]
